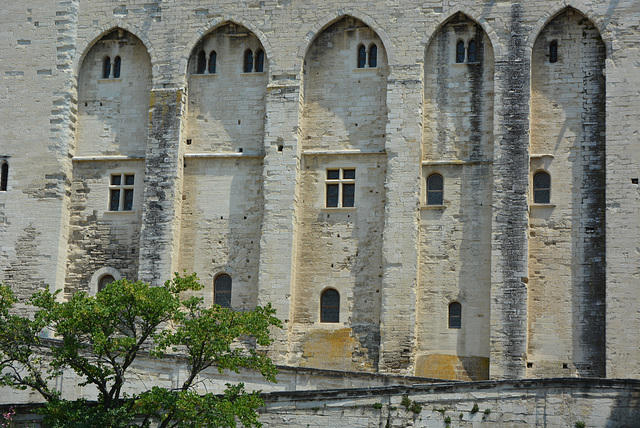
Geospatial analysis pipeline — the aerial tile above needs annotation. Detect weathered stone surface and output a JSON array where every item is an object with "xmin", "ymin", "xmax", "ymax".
[{"xmin": 0, "ymin": 0, "xmax": 639, "ymax": 383}]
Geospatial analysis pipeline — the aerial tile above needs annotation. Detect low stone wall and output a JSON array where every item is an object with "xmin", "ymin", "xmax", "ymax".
[
  {"xmin": 259, "ymin": 378, "xmax": 640, "ymax": 427},
  {"xmin": 3, "ymin": 377, "xmax": 639, "ymax": 427}
]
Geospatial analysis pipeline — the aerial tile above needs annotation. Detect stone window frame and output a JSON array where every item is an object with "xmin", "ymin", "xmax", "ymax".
[
  {"xmin": 0, "ymin": 160, "xmax": 8, "ymax": 192},
  {"xmin": 532, "ymin": 170, "xmax": 551, "ymax": 204},
  {"xmin": 356, "ymin": 43, "xmax": 379, "ymax": 69},
  {"xmin": 325, "ymin": 167, "xmax": 356, "ymax": 208},
  {"xmin": 89, "ymin": 267, "xmax": 122, "ymax": 296},
  {"xmin": 108, "ymin": 173, "xmax": 135, "ymax": 212},
  {"xmin": 102, "ymin": 55, "xmax": 122, "ymax": 79},
  {"xmin": 214, "ymin": 273, "xmax": 232, "ymax": 308},
  {"xmin": 448, "ymin": 301, "xmax": 462, "ymax": 329},
  {"xmin": 320, "ymin": 288, "xmax": 340, "ymax": 323},
  {"xmin": 426, "ymin": 173, "xmax": 444, "ymax": 206}
]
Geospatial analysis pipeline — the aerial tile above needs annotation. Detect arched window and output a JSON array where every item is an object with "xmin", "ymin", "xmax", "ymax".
[
  {"xmin": 449, "ymin": 302, "xmax": 462, "ymax": 329},
  {"xmin": 243, "ymin": 49, "xmax": 253, "ymax": 73},
  {"xmin": 102, "ymin": 56, "xmax": 111, "ymax": 78},
  {"xmin": 197, "ymin": 50, "xmax": 206, "ymax": 74},
  {"xmin": 255, "ymin": 49, "xmax": 264, "ymax": 72},
  {"xmin": 321, "ymin": 289, "xmax": 340, "ymax": 323},
  {"xmin": 214, "ymin": 274, "xmax": 232, "ymax": 308},
  {"xmin": 456, "ymin": 40, "xmax": 465, "ymax": 63},
  {"xmin": 98, "ymin": 274, "xmax": 115, "ymax": 292},
  {"xmin": 533, "ymin": 171, "xmax": 551, "ymax": 204},
  {"xmin": 0, "ymin": 162, "xmax": 8, "ymax": 191},
  {"xmin": 368, "ymin": 43, "xmax": 378, "ymax": 68},
  {"xmin": 357, "ymin": 44, "xmax": 366, "ymax": 68},
  {"xmin": 427, "ymin": 173, "xmax": 444, "ymax": 205},
  {"xmin": 208, "ymin": 50, "xmax": 217, "ymax": 74},
  {"xmin": 549, "ymin": 40, "xmax": 558, "ymax": 63},
  {"xmin": 467, "ymin": 39, "xmax": 477, "ymax": 63},
  {"xmin": 113, "ymin": 56, "xmax": 121, "ymax": 78}
]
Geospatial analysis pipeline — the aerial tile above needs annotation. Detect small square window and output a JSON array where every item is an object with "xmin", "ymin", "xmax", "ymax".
[
  {"xmin": 326, "ymin": 168, "xmax": 356, "ymax": 208},
  {"xmin": 109, "ymin": 173, "xmax": 135, "ymax": 211}
]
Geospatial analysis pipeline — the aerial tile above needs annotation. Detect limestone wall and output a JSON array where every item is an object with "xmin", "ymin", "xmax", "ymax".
[{"xmin": 1, "ymin": 0, "xmax": 640, "ymax": 381}]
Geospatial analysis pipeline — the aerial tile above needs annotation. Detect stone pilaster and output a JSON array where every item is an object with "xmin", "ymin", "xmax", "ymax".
[
  {"xmin": 257, "ymin": 77, "xmax": 301, "ymax": 363},
  {"xmin": 378, "ymin": 65, "xmax": 422, "ymax": 374},
  {"xmin": 489, "ymin": 3, "xmax": 530, "ymax": 380},
  {"xmin": 138, "ymin": 88, "xmax": 186, "ymax": 286}
]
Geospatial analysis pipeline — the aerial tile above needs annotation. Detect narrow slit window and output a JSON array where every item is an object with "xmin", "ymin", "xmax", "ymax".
[
  {"xmin": 533, "ymin": 171, "xmax": 551, "ymax": 204},
  {"xmin": 549, "ymin": 40, "xmax": 558, "ymax": 63},
  {"xmin": 243, "ymin": 49, "xmax": 253, "ymax": 73},
  {"xmin": 113, "ymin": 56, "xmax": 121, "ymax": 78},
  {"xmin": 321, "ymin": 289, "xmax": 340, "ymax": 323},
  {"xmin": 467, "ymin": 40, "xmax": 477, "ymax": 63},
  {"xmin": 214, "ymin": 274, "xmax": 232, "ymax": 308},
  {"xmin": 208, "ymin": 50, "xmax": 217, "ymax": 74},
  {"xmin": 197, "ymin": 50, "xmax": 206, "ymax": 74},
  {"xmin": 357, "ymin": 44, "xmax": 366, "ymax": 68},
  {"xmin": 255, "ymin": 49, "xmax": 264, "ymax": 72},
  {"xmin": 449, "ymin": 302, "xmax": 462, "ymax": 329},
  {"xmin": 368, "ymin": 43, "xmax": 377, "ymax": 67},
  {"xmin": 456, "ymin": 40, "xmax": 465, "ymax": 63},
  {"xmin": 103, "ymin": 56, "xmax": 111, "ymax": 78},
  {"xmin": 427, "ymin": 173, "xmax": 444, "ymax": 205},
  {"xmin": 0, "ymin": 162, "xmax": 8, "ymax": 191}
]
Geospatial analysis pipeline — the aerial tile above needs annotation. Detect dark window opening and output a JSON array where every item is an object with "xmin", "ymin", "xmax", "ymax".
[
  {"xmin": 109, "ymin": 173, "xmax": 135, "ymax": 211},
  {"xmin": 197, "ymin": 50, "xmax": 206, "ymax": 74},
  {"xmin": 103, "ymin": 56, "xmax": 111, "ymax": 78},
  {"xmin": 321, "ymin": 289, "xmax": 340, "ymax": 323},
  {"xmin": 326, "ymin": 168, "xmax": 355, "ymax": 208},
  {"xmin": 456, "ymin": 41, "xmax": 465, "ymax": 63},
  {"xmin": 533, "ymin": 171, "xmax": 551, "ymax": 204},
  {"xmin": 0, "ymin": 162, "xmax": 7, "ymax": 191},
  {"xmin": 98, "ymin": 274, "xmax": 115, "ymax": 292},
  {"xmin": 113, "ymin": 56, "xmax": 121, "ymax": 78},
  {"xmin": 449, "ymin": 302, "xmax": 462, "ymax": 329},
  {"xmin": 255, "ymin": 49, "xmax": 264, "ymax": 72},
  {"xmin": 243, "ymin": 49, "xmax": 253, "ymax": 73},
  {"xmin": 467, "ymin": 40, "xmax": 477, "ymax": 63},
  {"xmin": 368, "ymin": 43, "xmax": 377, "ymax": 68},
  {"xmin": 549, "ymin": 40, "xmax": 558, "ymax": 63},
  {"xmin": 214, "ymin": 274, "xmax": 232, "ymax": 308},
  {"xmin": 427, "ymin": 173, "xmax": 444, "ymax": 205},
  {"xmin": 357, "ymin": 44, "xmax": 366, "ymax": 68},
  {"xmin": 208, "ymin": 50, "xmax": 217, "ymax": 74}
]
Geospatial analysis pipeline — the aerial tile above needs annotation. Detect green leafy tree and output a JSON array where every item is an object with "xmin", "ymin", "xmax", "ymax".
[{"xmin": 0, "ymin": 273, "xmax": 282, "ymax": 427}]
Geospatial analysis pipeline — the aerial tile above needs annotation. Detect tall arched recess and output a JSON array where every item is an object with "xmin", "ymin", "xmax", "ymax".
[
  {"xmin": 65, "ymin": 29, "xmax": 150, "ymax": 294},
  {"xmin": 418, "ymin": 12, "xmax": 494, "ymax": 381},
  {"xmin": 293, "ymin": 16, "xmax": 388, "ymax": 372},
  {"xmin": 178, "ymin": 22, "xmax": 266, "ymax": 311},
  {"xmin": 529, "ymin": 8, "xmax": 606, "ymax": 378},
  {"xmin": 76, "ymin": 29, "xmax": 151, "ymax": 157}
]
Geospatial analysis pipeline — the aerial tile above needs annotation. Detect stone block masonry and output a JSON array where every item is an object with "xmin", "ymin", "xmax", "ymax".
[{"xmin": 0, "ymin": 0, "xmax": 639, "ymax": 384}]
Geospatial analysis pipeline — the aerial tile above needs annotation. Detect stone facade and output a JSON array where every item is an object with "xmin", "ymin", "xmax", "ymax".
[{"xmin": 1, "ymin": 0, "xmax": 639, "ymax": 382}]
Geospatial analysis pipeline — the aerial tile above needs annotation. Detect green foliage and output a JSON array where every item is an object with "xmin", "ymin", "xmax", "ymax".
[
  {"xmin": 484, "ymin": 408, "xmax": 491, "ymax": 415},
  {"xmin": 372, "ymin": 402, "xmax": 382, "ymax": 410},
  {"xmin": 0, "ymin": 274, "xmax": 282, "ymax": 428},
  {"xmin": 575, "ymin": 422, "xmax": 586, "ymax": 428},
  {"xmin": 471, "ymin": 403, "xmax": 479, "ymax": 414},
  {"xmin": 444, "ymin": 416, "xmax": 451, "ymax": 424},
  {"xmin": 408, "ymin": 402, "xmax": 422, "ymax": 414},
  {"xmin": 400, "ymin": 395, "xmax": 411, "ymax": 409}
]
